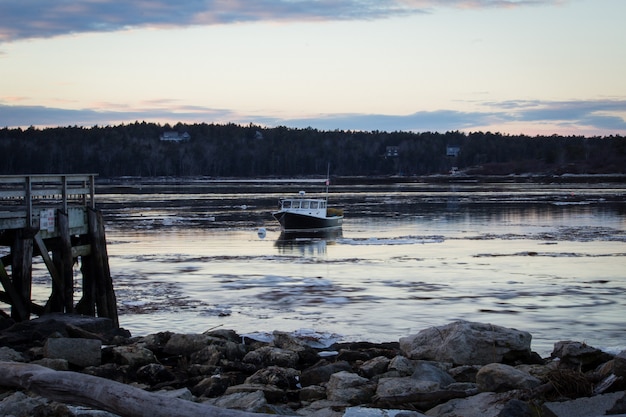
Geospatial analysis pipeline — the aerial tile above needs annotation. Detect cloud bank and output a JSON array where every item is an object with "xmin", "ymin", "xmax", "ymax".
[
  {"xmin": 0, "ymin": 0, "xmax": 561, "ymax": 43},
  {"xmin": 2, "ymin": 99, "xmax": 624, "ymax": 136}
]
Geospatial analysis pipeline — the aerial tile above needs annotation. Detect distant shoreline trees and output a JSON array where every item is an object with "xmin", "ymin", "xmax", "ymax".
[{"xmin": 1, "ymin": 122, "xmax": 624, "ymax": 177}]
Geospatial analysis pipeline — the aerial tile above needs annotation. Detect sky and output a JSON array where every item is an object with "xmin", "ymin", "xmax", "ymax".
[{"xmin": 1, "ymin": 0, "xmax": 625, "ymax": 136}]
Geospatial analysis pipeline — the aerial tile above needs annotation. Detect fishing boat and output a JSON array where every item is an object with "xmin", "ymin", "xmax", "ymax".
[{"xmin": 272, "ymin": 190, "xmax": 343, "ymax": 232}]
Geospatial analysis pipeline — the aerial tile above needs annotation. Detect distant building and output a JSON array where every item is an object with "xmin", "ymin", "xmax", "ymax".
[
  {"xmin": 160, "ymin": 131, "xmax": 190, "ymax": 142},
  {"xmin": 386, "ymin": 146, "xmax": 399, "ymax": 158},
  {"xmin": 446, "ymin": 145, "xmax": 460, "ymax": 157}
]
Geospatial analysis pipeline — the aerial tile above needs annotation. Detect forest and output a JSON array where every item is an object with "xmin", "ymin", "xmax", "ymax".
[{"xmin": 1, "ymin": 122, "xmax": 625, "ymax": 178}]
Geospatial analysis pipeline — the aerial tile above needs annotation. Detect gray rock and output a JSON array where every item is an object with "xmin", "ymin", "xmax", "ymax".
[
  {"xmin": 300, "ymin": 360, "xmax": 352, "ymax": 386},
  {"xmin": 0, "ymin": 391, "xmax": 49, "ymax": 417},
  {"xmin": 476, "ymin": 363, "xmax": 541, "ymax": 392},
  {"xmin": 224, "ymin": 382, "xmax": 286, "ymax": 402},
  {"xmin": 327, "ymin": 371, "xmax": 376, "ymax": 405},
  {"xmin": 613, "ymin": 350, "xmax": 626, "ymax": 377},
  {"xmin": 243, "ymin": 345, "xmax": 299, "ymax": 368},
  {"xmin": 300, "ymin": 385, "xmax": 327, "ymax": 402},
  {"xmin": 30, "ymin": 357, "xmax": 69, "ymax": 371},
  {"xmin": 448, "ymin": 365, "xmax": 481, "ymax": 383},
  {"xmin": 360, "ymin": 356, "xmax": 390, "ymax": 378},
  {"xmin": 344, "ymin": 406, "xmax": 427, "ymax": 416},
  {"xmin": 112, "ymin": 345, "xmax": 156, "ymax": 368},
  {"xmin": 551, "ymin": 341, "xmax": 614, "ymax": 371},
  {"xmin": 497, "ymin": 399, "xmax": 533, "ymax": 417},
  {"xmin": 424, "ymin": 391, "xmax": 508, "ymax": 417},
  {"xmin": 298, "ymin": 399, "xmax": 350, "ymax": 417},
  {"xmin": 163, "ymin": 333, "xmax": 210, "ymax": 355},
  {"xmin": 542, "ymin": 391, "xmax": 625, "ymax": 417},
  {"xmin": 136, "ymin": 363, "xmax": 175, "ymax": 385},
  {"xmin": 244, "ymin": 365, "xmax": 300, "ymax": 390},
  {"xmin": 400, "ymin": 321, "xmax": 532, "ymax": 366},
  {"xmin": 204, "ymin": 390, "xmax": 268, "ymax": 412},
  {"xmin": 388, "ymin": 355, "xmax": 416, "ymax": 376},
  {"xmin": 0, "ymin": 346, "xmax": 24, "ymax": 362},
  {"xmin": 376, "ymin": 376, "xmax": 439, "ymax": 400},
  {"xmin": 412, "ymin": 361, "xmax": 455, "ymax": 388},
  {"xmin": 43, "ymin": 337, "xmax": 101, "ymax": 367}
]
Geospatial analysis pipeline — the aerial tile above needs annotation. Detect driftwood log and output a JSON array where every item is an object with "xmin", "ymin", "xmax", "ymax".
[{"xmin": 0, "ymin": 361, "xmax": 294, "ymax": 417}]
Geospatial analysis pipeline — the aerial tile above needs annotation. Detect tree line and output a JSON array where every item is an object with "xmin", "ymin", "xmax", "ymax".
[{"xmin": 1, "ymin": 122, "xmax": 625, "ymax": 177}]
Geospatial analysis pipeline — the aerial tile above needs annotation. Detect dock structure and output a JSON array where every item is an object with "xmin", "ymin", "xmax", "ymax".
[{"xmin": 0, "ymin": 174, "xmax": 118, "ymax": 327}]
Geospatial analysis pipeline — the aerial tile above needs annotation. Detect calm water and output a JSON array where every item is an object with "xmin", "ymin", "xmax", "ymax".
[{"xmin": 33, "ymin": 180, "xmax": 626, "ymax": 356}]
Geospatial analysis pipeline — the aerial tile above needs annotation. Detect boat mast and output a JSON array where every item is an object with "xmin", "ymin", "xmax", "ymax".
[{"xmin": 325, "ymin": 163, "xmax": 330, "ymax": 203}]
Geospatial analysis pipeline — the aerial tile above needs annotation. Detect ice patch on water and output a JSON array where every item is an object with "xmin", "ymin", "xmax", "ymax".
[
  {"xmin": 242, "ymin": 328, "xmax": 343, "ymax": 348},
  {"xmin": 341, "ymin": 236, "xmax": 445, "ymax": 246}
]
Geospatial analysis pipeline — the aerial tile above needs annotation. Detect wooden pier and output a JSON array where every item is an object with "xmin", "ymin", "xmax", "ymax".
[{"xmin": 0, "ymin": 174, "xmax": 118, "ymax": 326}]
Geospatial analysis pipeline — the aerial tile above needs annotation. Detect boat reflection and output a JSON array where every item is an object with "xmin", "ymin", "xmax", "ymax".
[{"xmin": 274, "ymin": 228, "xmax": 342, "ymax": 255}]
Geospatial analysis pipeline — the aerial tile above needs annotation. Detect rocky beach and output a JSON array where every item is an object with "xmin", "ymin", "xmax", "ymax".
[{"xmin": 0, "ymin": 314, "xmax": 625, "ymax": 417}]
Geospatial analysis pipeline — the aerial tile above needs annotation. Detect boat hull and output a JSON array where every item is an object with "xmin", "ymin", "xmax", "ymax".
[{"xmin": 272, "ymin": 211, "xmax": 343, "ymax": 232}]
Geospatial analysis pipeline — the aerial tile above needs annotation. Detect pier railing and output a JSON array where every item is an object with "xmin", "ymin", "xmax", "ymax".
[{"xmin": 0, "ymin": 174, "xmax": 96, "ymax": 229}]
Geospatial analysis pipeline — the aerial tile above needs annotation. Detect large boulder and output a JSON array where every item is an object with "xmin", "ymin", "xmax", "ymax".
[
  {"xmin": 43, "ymin": 337, "xmax": 101, "ymax": 368},
  {"xmin": 399, "ymin": 321, "xmax": 532, "ymax": 366},
  {"xmin": 326, "ymin": 371, "xmax": 376, "ymax": 405},
  {"xmin": 551, "ymin": 340, "xmax": 614, "ymax": 372},
  {"xmin": 476, "ymin": 363, "xmax": 541, "ymax": 392}
]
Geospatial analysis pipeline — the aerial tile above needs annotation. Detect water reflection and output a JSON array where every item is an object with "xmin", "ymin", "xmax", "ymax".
[{"xmin": 274, "ymin": 229, "xmax": 343, "ymax": 255}]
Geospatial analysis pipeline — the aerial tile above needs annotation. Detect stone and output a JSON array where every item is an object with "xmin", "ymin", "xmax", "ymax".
[
  {"xmin": 359, "ymin": 356, "xmax": 390, "ymax": 378},
  {"xmin": 448, "ymin": 365, "xmax": 481, "ymax": 383},
  {"xmin": 388, "ymin": 355, "xmax": 416, "ymax": 376},
  {"xmin": 412, "ymin": 361, "xmax": 455, "ymax": 388},
  {"xmin": 476, "ymin": 363, "xmax": 541, "ymax": 392},
  {"xmin": 31, "ymin": 357, "xmax": 69, "ymax": 371},
  {"xmin": 0, "ymin": 346, "xmax": 24, "ymax": 362},
  {"xmin": 551, "ymin": 341, "xmax": 614, "ymax": 372},
  {"xmin": 300, "ymin": 385, "xmax": 327, "ymax": 402},
  {"xmin": 243, "ymin": 345, "xmax": 299, "ymax": 368},
  {"xmin": 244, "ymin": 365, "xmax": 300, "ymax": 390},
  {"xmin": 542, "ymin": 391, "xmax": 625, "ymax": 417},
  {"xmin": 327, "ymin": 371, "xmax": 376, "ymax": 405},
  {"xmin": 400, "ymin": 321, "xmax": 532, "ymax": 366},
  {"xmin": 136, "ymin": 363, "xmax": 175, "ymax": 385},
  {"xmin": 344, "ymin": 406, "xmax": 427, "ymax": 416},
  {"xmin": 613, "ymin": 350, "xmax": 626, "ymax": 377},
  {"xmin": 43, "ymin": 337, "xmax": 101, "ymax": 368},
  {"xmin": 424, "ymin": 391, "xmax": 508, "ymax": 417},
  {"xmin": 300, "ymin": 360, "xmax": 352, "ymax": 386},
  {"xmin": 112, "ymin": 345, "xmax": 156, "ymax": 368},
  {"xmin": 0, "ymin": 391, "xmax": 49, "ymax": 417},
  {"xmin": 224, "ymin": 382, "xmax": 287, "ymax": 402},
  {"xmin": 205, "ymin": 390, "xmax": 269, "ymax": 412},
  {"xmin": 376, "ymin": 376, "xmax": 439, "ymax": 400},
  {"xmin": 163, "ymin": 333, "xmax": 210, "ymax": 356}
]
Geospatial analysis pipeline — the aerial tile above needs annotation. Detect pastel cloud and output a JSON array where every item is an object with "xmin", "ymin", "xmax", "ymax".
[
  {"xmin": 0, "ymin": 0, "xmax": 561, "ymax": 42},
  {"xmin": 2, "ymin": 98, "xmax": 623, "ymax": 134}
]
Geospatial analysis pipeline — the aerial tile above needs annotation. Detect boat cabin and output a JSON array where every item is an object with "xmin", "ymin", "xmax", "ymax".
[{"xmin": 280, "ymin": 198, "xmax": 327, "ymax": 210}]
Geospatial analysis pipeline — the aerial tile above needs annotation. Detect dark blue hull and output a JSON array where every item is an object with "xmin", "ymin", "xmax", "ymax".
[{"xmin": 273, "ymin": 211, "xmax": 343, "ymax": 231}]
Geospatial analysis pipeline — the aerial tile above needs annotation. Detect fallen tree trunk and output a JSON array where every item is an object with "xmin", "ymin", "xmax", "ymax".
[{"xmin": 0, "ymin": 361, "xmax": 293, "ymax": 417}]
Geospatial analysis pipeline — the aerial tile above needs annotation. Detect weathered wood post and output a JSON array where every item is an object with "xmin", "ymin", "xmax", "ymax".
[
  {"xmin": 82, "ymin": 208, "xmax": 118, "ymax": 327},
  {"xmin": 49, "ymin": 210, "xmax": 74, "ymax": 313},
  {"xmin": 11, "ymin": 227, "xmax": 36, "ymax": 321}
]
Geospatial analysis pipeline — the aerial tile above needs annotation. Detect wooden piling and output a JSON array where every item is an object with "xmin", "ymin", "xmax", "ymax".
[{"xmin": 0, "ymin": 174, "xmax": 119, "ymax": 327}]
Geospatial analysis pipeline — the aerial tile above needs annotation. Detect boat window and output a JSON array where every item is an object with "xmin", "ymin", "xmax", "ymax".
[
  {"xmin": 302, "ymin": 201, "xmax": 310, "ymax": 209},
  {"xmin": 310, "ymin": 201, "xmax": 319, "ymax": 209},
  {"xmin": 321, "ymin": 201, "xmax": 326, "ymax": 209},
  {"xmin": 283, "ymin": 200, "xmax": 292, "ymax": 208}
]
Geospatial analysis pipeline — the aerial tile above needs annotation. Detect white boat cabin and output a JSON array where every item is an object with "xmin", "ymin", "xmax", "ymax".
[{"xmin": 278, "ymin": 191, "xmax": 328, "ymax": 218}]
